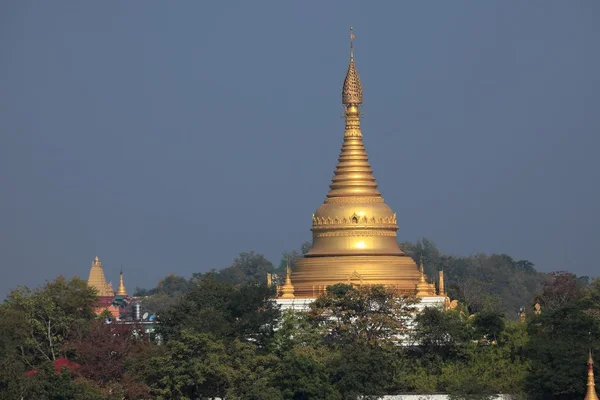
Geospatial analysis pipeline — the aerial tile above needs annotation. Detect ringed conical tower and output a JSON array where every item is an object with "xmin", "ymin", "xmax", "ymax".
[
  {"xmin": 87, "ymin": 256, "xmax": 114, "ymax": 297},
  {"xmin": 116, "ymin": 270, "xmax": 128, "ymax": 297},
  {"xmin": 291, "ymin": 29, "xmax": 435, "ymax": 298},
  {"xmin": 586, "ymin": 350, "xmax": 599, "ymax": 400}
]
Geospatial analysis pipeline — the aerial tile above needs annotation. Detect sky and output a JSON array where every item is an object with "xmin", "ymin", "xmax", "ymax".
[{"xmin": 1, "ymin": 1, "xmax": 599, "ymax": 299}]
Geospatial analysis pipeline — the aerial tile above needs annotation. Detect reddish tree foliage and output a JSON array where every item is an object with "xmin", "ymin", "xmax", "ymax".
[
  {"xmin": 538, "ymin": 271, "xmax": 582, "ymax": 311},
  {"xmin": 69, "ymin": 320, "xmax": 152, "ymax": 398}
]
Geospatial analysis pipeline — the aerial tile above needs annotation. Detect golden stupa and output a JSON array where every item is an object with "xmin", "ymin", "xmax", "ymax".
[
  {"xmin": 586, "ymin": 350, "xmax": 599, "ymax": 400},
  {"xmin": 87, "ymin": 256, "xmax": 114, "ymax": 297},
  {"xmin": 116, "ymin": 270, "xmax": 128, "ymax": 297},
  {"xmin": 290, "ymin": 29, "xmax": 435, "ymax": 298}
]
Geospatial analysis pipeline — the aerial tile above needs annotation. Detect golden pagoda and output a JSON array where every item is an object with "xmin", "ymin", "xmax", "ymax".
[
  {"xmin": 279, "ymin": 264, "xmax": 296, "ymax": 299},
  {"xmin": 87, "ymin": 256, "xmax": 114, "ymax": 297},
  {"xmin": 416, "ymin": 258, "xmax": 436, "ymax": 297},
  {"xmin": 290, "ymin": 29, "xmax": 433, "ymax": 298},
  {"xmin": 586, "ymin": 350, "xmax": 599, "ymax": 400},
  {"xmin": 116, "ymin": 270, "xmax": 128, "ymax": 297}
]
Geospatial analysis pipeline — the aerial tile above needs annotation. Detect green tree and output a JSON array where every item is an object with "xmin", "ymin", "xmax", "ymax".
[
  {"xmin": 525, "ymin": 298, "xmax": 600, "ymax": 399},
  {"xmin": 146, "ymin": 329, "xmax": 231, "ymax": 399},
  {"xmin": 413, "ymin": 307, "xmax": 469, "ymax": 359},
  {"xmin": 329, "ymin": 343, "xmax": 398, "ymax": 399},
  {"xmin": 276, "ymin": 347, "xmax": 339, "ymax": 400},
  {"xmin": 158, "ymin": 275, "xmax": 280, "ymax": 346},
  {"xmin": 440, "ymin": 343, "xmax": 528, "ymax": 398},
  {"xmin": 269, "ymin": 311, "xmax": 323, "ymax": 356},
  {"xmin": 472, "ymin": 310, "xmax": 506, "ymax": 342},
  {"xmin": 308, "ymin": 284, "xmax": 418, "ymax": 346},
  {"xmin": 216, "ymin": 251, "xmax": 274, "ymax": 285},
  {"xmin": 0, "ymin": 276, "xmax": 97, "ymax": 364},
  {"xmin": 135, "ymin": 274, "xmax": 194, "ymax": 314},
  {"xmin": 225, "ymin": 340, "xmax": 282, "ymax": 400}
]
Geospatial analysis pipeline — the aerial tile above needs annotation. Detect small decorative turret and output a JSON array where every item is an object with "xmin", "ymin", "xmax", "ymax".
[
  {"xmin": 117, "ymin": 270, "xmax": 127, "ymax": 297},
  {"xmin": 279, "ymin": 264, "xmax": 295, "ymax": 299},
  {"xmin": 438, "ymin": 270, "xmax": 445, "ymax": 296},
  {"xmin": 416, "ymin": 256, "xmax": 431, "ymax": 297},
  {"xmin": 586, "ymin": 350, "xmax": 599, "ymax": 400}
]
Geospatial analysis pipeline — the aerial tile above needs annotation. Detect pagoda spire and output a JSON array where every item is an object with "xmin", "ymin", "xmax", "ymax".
[
  {"xmin": 87, "ymin": 256, "xmax": 112, "ymax": 297},
  {"xmin": 438, "ymin": 269, "xmax": 445, "ymax": 296},
  {"xmin": 279, "ymin": 262, "xmax": 295, "ymax": 299},
  {"xmin": 326, "ymin": 27, "xmax": 381, "ymax": 198},
  {"xmin": 117, "ymin": 270, "xmax": 128, "ymax": 297},
  {"xmin": 416, "ymin": 256, "xmax": 431, "ymax": 297},
  {"xmin": 586, "ymin": 350, "xmax": 599, "ymax": 400}
]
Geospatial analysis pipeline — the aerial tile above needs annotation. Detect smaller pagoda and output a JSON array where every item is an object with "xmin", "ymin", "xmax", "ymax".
[
  {"xmin": 86, "ymin": 256, "xmax": 129, "ymax": 318},
  {"xmin": 112, "ymin": 270, "xmax": 130, "ymax": 309},
  {"xmin": 586, "ymin": 350, "xmax": 599, "ymax": 400}
]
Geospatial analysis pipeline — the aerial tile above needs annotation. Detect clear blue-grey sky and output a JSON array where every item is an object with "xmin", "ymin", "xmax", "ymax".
[{"xmin": 1, "ymin": 1, "xmax": 599, "ymax": 298}]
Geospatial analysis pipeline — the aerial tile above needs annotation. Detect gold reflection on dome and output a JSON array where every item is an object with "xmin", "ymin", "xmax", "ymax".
[{"xmin": 289, "ymin": 28, "xmax": 437, "ymax": 299}]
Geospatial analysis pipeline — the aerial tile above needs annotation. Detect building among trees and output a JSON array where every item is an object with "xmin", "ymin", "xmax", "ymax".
[{"xmin": 86, "ymin": 256, "xmax": 129, "ymax": 317}]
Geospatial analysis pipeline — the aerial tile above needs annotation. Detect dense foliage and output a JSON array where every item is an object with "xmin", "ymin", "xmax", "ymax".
[
  {"xmin": 399, "ymin": 238, "xmax": 547, "ymax": 316},
  {"xmin": 1, "ymin": 242, "xmax": 599, "ymax": 399}
]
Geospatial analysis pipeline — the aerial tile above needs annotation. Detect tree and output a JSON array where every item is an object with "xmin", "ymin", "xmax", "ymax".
[
  {"xmin": 269, "ymin": 311, "xmax": 323, "ymax": 356},
  {"xmin": 448, "ymin": 278, "xmax": 502, "ymax": 314},
  {"xmin": 515, "ymin": 259, "xmax": 535, "ymax": 273},
  {"xmin": 439, "ymin": 343, "xmax": 528, "ymax": 398},
  {"xmin": 413, "ymin": 307, "xmax": 469, "ymax": 359},
  {"xmin": 158, "ymin": 275, "xmax": 280, "ymax": 346},
  {"xmin": 216, "ymin": 251, "xmax": 274, "ymax": 285},
  {"xmin": 1, "ymin": 276, "xmax": 97, "ymax": 364},
  {"xmin": 225, "ymin": 340, "xmax": 282, "ymax": 400},
  {"xmin": 276, "ymin": 347, "xmax": 339, "ymax": 400},
  {"xmin": 145, "ymin": 329, "xmax": 232, "ymax": 399},
  {"xmin": 538, "ymin": 270, "xmax": 583, "ymax": 312},
  {"xmin": 399, "ymin": 238, "xmax": 442, "ymax": 279},
  {"xmin": 308, "ymin": 284, "xmax": 418, "ymax": 346},
  {"xmin": 525, "ymin": 296, "xmax": 600, "ymax": 399},
  {"xmin": 69, "ymin": 320, "xmax": 152, "ymax": 399},
  {"xmin": 472, "ymin": 310, "xmax": 506, "ymax": 342}
]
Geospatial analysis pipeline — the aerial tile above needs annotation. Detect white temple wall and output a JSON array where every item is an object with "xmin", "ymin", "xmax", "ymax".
[{"xmin": 275, "ymin": 296, "xmax": 445, "ymax": 312}]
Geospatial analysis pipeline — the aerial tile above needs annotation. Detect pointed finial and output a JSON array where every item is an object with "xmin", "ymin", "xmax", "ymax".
[
  {"xmin": 342, "ymin": 27, "xmax": 362, "ymax": 105},
  {"xmin": 350, "ymin": 26, "xmax": 355, "ymax": 58},
  {"xmin": 419, "ymin": 255, "xmax": 426, "ymax": 283}
]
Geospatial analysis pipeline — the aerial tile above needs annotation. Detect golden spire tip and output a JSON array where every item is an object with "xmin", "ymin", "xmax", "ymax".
[
  {"xmin": 342, "ymin": 26, "xmax": 363, "ymax": 106},
  {"xmin": 350, "ymin": 26, "xmax": 355, "ymax": 58}
]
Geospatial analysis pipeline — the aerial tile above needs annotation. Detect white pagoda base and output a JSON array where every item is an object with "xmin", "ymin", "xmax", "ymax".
[{"xmin": 276, "ymin": 296, "xmax": 446, "ymax": 312}]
